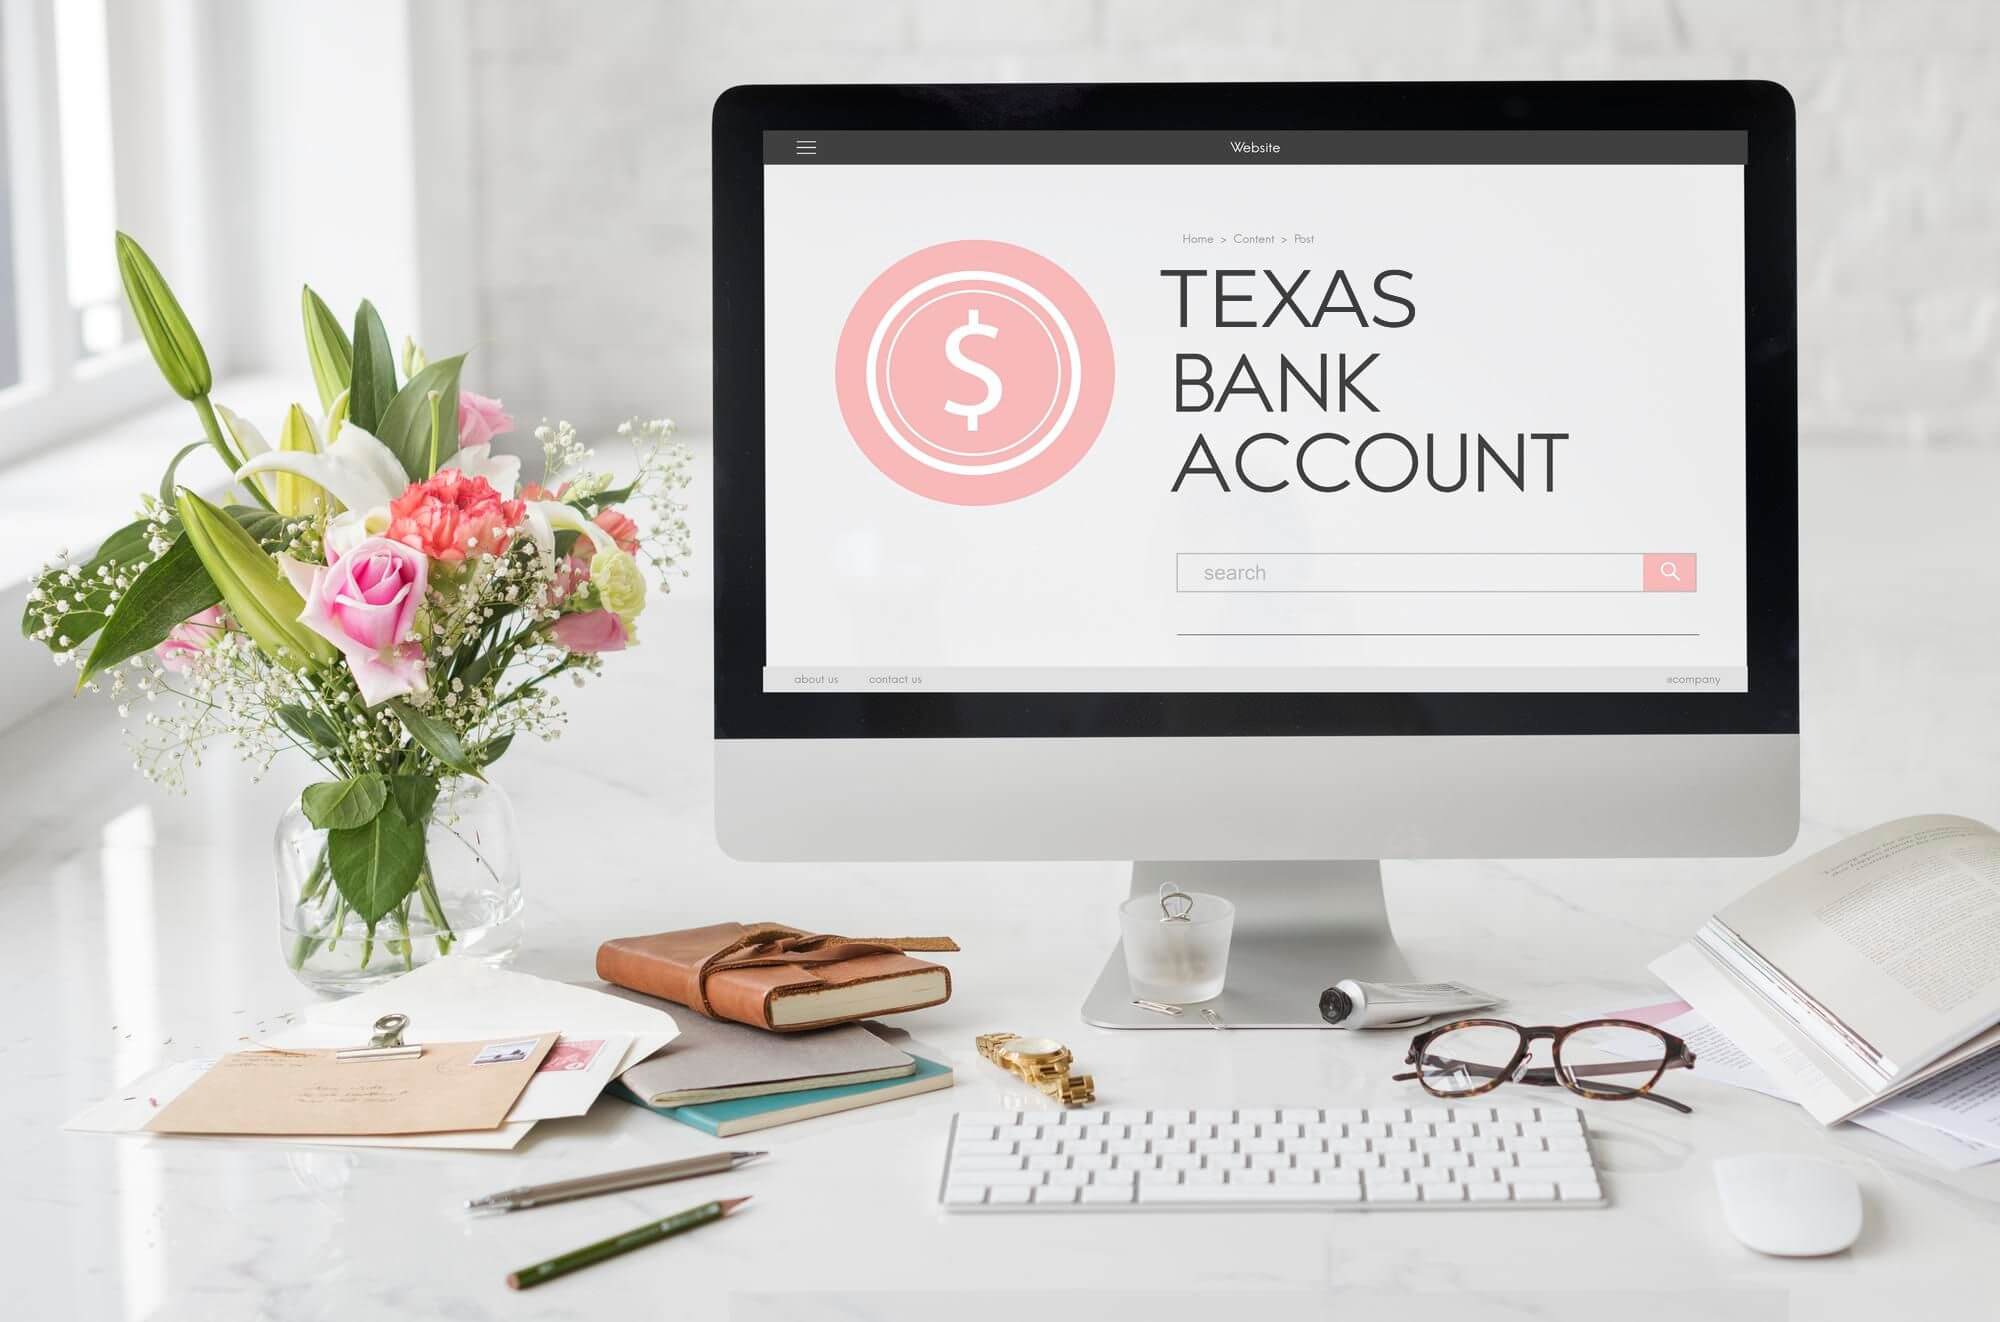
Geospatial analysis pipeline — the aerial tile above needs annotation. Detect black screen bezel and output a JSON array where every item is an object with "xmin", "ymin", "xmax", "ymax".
[{"xmin": 713, "ymin": 81, "xmax": 1797, "ymax": 740}]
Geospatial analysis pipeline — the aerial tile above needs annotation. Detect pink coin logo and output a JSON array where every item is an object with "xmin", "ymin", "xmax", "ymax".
[{"xmin": 835, "ymin": 240, "xmax": 1114, "ymax": 505}]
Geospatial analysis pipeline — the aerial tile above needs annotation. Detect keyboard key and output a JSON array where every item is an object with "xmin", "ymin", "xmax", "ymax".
[
  {"xmin": 1280, "ymin": 1108, "xmax": 1321, "ymax": 1125},
  {"xmin": 1151, "ymin": 1109, "xmax": 1193, "ymax": 1125},
  {"xmin": 1032, "ymin": 1186, "xmax": 1078, "ymax": 1205},
  {"xmin": 1218, "ymin": 1122, "xmax": 1259, "ymax": 1140},
  {"xmin": 1024, "ymin": 1155, "xmax": 1068, "ymax": 1172},
  {"xmin": 1415, "ymin": 1137, "xmax": 1455, "ymax": 1155},
  {"xmin": 1366, "ymin": 1182, "xmax": 1421, "ymax": 1203},
  {"xmin": 1348, "ymin": 1122, "xmax": 1389, "ymax": 1139},
  {"xmin": 1112, "ymin": 1154, "xmax": 1158, "ymax": 1171},
  {"xmin": 1194, "ymin": 1139, "xmax": 1234, "ymax": 1155},
  {"xmin": 1421, "ymin": 1182, "xmax": 1467, "ymax": 1201},
  {"xmin": 954, "ymin": 1140, "xmax": 1015, "ymax": 1156},
  {"xmin": 1139, "ymin": 1169, "xmax": 1182, "ymax": 1185},
  {"xmin": 1064, "ymin": 1138, "xmax": 1106, "ymax": 1156},
  {"xmin": 1161, "ymin": 1154, "xmax": 1203, "ymax": 1171},
  {"xmin": 1453, "ymin": 1166, "xmax": 1498, "ymax": 1183},
  {"xmin": 1064, "ymin": 1109, "xmax": 1110, "ymax": 1126},
  {"xmin": 1429, "ymin": 1151, "xmax": 1471, "ymax": 1168},
  {"xmin": 1510, "ymin": 1182, "xmax": 1558, "ymax": 1201},
  {"xmin": 1226, "ymin": 1168, "xmax": 1272, "ymax": 1184},
  {"xmin": 960, "ymin": 1112, "xmax": 1020, "ymax": 1128},
  {"xmin": 989, "ymin": 1187, "xmax": 1033, "ymax": 1204},
  {"xmin": 1558, "ymin": 1181, "xmax": 1604, "ymax": 1202},
  {"xmin": 1135, "ymin": 1124, "xmax": 1174, "ymax": 1140},
  {"xmin": 1240, "ymin": 1138, "xmax": 1281, "ymax": 1155},
  {"xmin": 943, "ymin": 1184, "xmax": 989, "ymax": 1206},
  {"xmin": 1412, "ymin": 1107, "xmax": 1451, "ymax": 1124},
  {"xmin": 1106, "ymin": 1139, "xmax": 1148, "ymax": 1155},
  {"xmin": 1547, "ymin": 1137, "xmax": 1589, "ymax": 1154},
  {"xmin": 1326, "ymin": 1108, "xmax": 1367, "ymax": 1124},
  {"xmin": 1194, "ymin": 1109, "xmax": 1234, "ymax": 1126},
  {"xmin": 1093, "ymin": 1168, "xmax": 1137, "ymax": 1184},
  {"xmin": 1208, "ymin": 1152, "xmax": 1249, "ymax": 1170},
  {"xmin": 1184, "ymin": 1168, "xmax": 1226, "ymax": 1185},
  {"xmin": 1047, "ymin": 1169, "xmax": 1091, "ymax": 1187},
  {"xmin": 955, "ymin": 1124, "xmax": 997, "ymax": 1142},
  {"xmin": 1466, "ymin": 1183, "xmax": 1513, "ymax": 1202},
  {"xmin": 1384, "ymin": 1152, "xmax": 1426, "ymax": 1169},
  {"xmin": 1296, "ymin": 1151, "xmax": 1341, "ymax": 1170},
  {"xmin": 1172, "ymin": 1124, "xmax": 1214, "ymax": 1141},
  {"xmin": 1079, "ymin": 1184, "xmax": 1133, "ymax": 1205},
  {"xmin": 1517, "ymin": 1151, "xmax": 1587, "ymax": 1169},
  {"xmin": 1259, "ymin": 1123, "xmax": 1302, "ymax": 1140},
  {"xmin": 951, "ymin": 1155, "xmax": 1025, "ymax": 1172},
  {"xmin": 1506, "ymin": 1167, "xmax": 1597, "ymax": 1186},
  {"xmin": 1410, "ymin": 1167, "xmax": 1449, "ymax": 1185},
  {"xmin": 1435, "ymin": 1122, "xmax": 1475, "ymax": 1138},
  {"xmin": 977, "ymin": 1170, "xmax": 1046, "ymax": 1187},
  {"xmin": 1239, "ymin": 1108, "xmax": 1278, "ymax": 1124},
  {"xmin": 1109, "ymin": 1109, "xmax": 1150, "ymax": 1125},
  {"xmin": 1248, "ymin": 1153, "xmax": 1290, "ymax": 1170},
  {"xmin": 1152, "ymin": 1138, "xmax": 1194, "ymax": 1155},
  {"xmin": 1274, "ymin": 1168, "xmax": 1318, "ymax": 1185}
]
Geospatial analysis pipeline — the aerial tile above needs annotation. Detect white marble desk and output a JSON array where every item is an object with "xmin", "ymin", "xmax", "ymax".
[{"xmin": 4, "ymin": 446, "xmax": 1998, "ymax": 1321}]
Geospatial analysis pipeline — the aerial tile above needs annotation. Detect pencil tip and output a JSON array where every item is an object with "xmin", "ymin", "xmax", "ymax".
[
  {"xmin": 504, "ymin": 1274, "xmax": 522, "ymax": 1290},
  {"xmin": 720, "ymin": 1196, "xmax": 752, "ymax": 1213}
]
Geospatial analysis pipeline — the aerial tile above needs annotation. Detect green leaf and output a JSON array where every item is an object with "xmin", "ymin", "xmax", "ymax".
[
  {"xmin": 581, "ymin": 483, "xmax": 634, "ymax": 512},
  {"xmin": 348, "ymin": 300, "xmax": 395, "ymax": 433},
  {"xmin": 388, "ymin": 773, "xmax": 441, "ymax": 830},
  {"xmin": 301, "ymin": 286, "xmax": 352, "ymax": 413},
  {"xmin": 327, "ymin": 801, "xmax": 425, "ymax": 927},
  {"xmin": 472, "ymin": 732, "xmax": 514, "ymax": 767},
  {"xmin": 77, "ymin": 534, "xmax": 220, "ymax": 684},
  {"xmin": 373, "ymin": 354, "xmax": 464, "ymax": 481},
  {"xmin": 391, "ymin": 699, "xmax": 481, "ymax": 777},
  {"xmin": 20, "ymin": 518, "xmax": 154, "ymax": 646},
  {"xmin": 225, "ymin": 505, "xmax": 296, "ymax": 550},
  {"xmin": 157, "ymin": 439, "xmax": 214, "ymax": 510},
  {"xmin": 277, "ymin": 703, "xmax": 343, "ymax": 756},
  {"xmin": 302, "ymin": 773, "xmax": 388, "ymax": 830}
]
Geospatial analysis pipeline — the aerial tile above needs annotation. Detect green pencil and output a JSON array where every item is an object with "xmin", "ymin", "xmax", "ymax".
[{"xmin": 505, "ymin": 1196, "xmax": 751, "ymax": 1290}]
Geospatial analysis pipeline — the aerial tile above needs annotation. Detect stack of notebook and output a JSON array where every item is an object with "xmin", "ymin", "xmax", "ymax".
[{"xmin": 607, "ymin": 998, "xmax": 953, "ymax": 1136}]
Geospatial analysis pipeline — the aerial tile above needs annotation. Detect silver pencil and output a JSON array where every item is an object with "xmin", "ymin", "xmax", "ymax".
[{"xmin": 465, "ymin": 1151, "xmax": 767, "ymax": 1213}]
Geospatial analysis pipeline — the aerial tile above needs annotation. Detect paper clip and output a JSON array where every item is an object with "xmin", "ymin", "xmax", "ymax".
[
  {"xmin": 1131, "ymin": 999, "xmax": 1184, "ymax": 1017},
  {"xmin": 336, "ymin": 1012, "xmax": 422, "ymax": 1062}
]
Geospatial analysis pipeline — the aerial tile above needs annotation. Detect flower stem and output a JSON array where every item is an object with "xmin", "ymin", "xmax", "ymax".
[
  {"xmin": 415, "ymin": 864, "xmax": 456, "ymax": 957},
  {"xmin": 192, "ymin": 394, "xmax": 275, "ymax": 512}
]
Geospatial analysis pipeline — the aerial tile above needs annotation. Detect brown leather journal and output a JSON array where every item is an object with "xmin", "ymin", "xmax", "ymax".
[{"xmin": 595, "ymin": 923, "xmax": 957, "ymax": 1032}]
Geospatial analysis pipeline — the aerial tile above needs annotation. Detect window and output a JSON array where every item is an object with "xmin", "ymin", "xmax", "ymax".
[{"xmin": 0, "ymin": 0, "xmax": 179, "ymax": 466}]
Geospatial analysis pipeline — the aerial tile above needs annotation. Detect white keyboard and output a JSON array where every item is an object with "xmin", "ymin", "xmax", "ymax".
[{"xmin": 938, "ymin": 1103, "xmax": 1605, "ymax": 1211}]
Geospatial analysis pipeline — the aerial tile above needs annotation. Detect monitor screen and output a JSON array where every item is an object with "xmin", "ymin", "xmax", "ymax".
[{"xmin": 758, "ymin": 129, "xmax": 1748, "ymax": 698}]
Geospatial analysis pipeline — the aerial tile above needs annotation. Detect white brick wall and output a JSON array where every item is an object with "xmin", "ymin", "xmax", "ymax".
[{"xmin": 461, "ymin": 0, "xmax": 2000, "ymax": 447}]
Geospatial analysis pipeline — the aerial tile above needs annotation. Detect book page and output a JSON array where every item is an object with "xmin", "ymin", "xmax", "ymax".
[{"xmin": 1716, "ymin": 814, "xmax": 2000, "ymax": 1075}]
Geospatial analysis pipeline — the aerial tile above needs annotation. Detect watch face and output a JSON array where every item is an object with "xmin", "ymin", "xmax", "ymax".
[{"xmin": 1000, "ymin": 1036, "xmax": 1066, "ymax": 1062}]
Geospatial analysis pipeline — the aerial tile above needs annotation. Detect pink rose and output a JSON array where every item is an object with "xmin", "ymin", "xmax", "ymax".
[
  {"xmin": 154, "ymin": 605, "xmax": 228, "ymax": 672},
  {"xmin": 458, "ymin": 391, "xmax": 512, "ymax": 450},
  {"xmin": 550, "ymin": 609, "xmax": 628, "ymax": 655},
  {"xmin": 298, "ymin": 537, "xmax": 429, "ymax": 706}
]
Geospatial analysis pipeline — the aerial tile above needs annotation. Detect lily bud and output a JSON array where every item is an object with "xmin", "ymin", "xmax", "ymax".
[
  {"xmin": 301, "ymin": 286, "xmax": 352, "ymax": 413},
  {"xmin": 175, "ymin": 489, "xmax": 335, "ymax": 670},
  {"xmin": 401, "ymin": 335, "xmax": 428, "ymax": 378},
  {"xmin": 116, "ymin": 232, "xmax": 211, "ymax": 400},
  {"xmin": 275, "ymin": 404, "xmax": 327, "ymax": 519}
]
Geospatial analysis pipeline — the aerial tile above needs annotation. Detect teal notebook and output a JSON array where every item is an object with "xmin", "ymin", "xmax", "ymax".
[{"xmin": 617, "ymin": 1054, "xmax": 954, "ymax": 1136}]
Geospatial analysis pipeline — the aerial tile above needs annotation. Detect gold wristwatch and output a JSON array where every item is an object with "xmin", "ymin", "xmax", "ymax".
[{"xmin": 976, "ymin": 1032, "xmax": 1096, "ymax": 1106}]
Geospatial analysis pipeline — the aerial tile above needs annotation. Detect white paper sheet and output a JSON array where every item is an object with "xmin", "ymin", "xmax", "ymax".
[
  {"xmin": 287, "ymin": 956, "xmax": 680, "ymax": 1079},
  {"xmin": 64, "ymin": 1059, "xmax": 534, "ymax": 1150}
]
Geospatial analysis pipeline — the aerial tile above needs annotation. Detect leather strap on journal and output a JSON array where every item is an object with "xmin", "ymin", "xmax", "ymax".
[{"xmin": 690, "ymin": 928, "xmax": 960, "ymax": 1019}]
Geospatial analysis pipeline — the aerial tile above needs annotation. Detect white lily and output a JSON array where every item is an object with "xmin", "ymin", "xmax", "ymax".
[
  {"xmin": 237, "ymin": 415, "xmax": 407, "ymax": 514},
  {"xmin": 213, "ymin": 403, "xmax": 276, "ymax": 504},
  {"xmin": 450, "ymin": 439, "xmax": 521, "ymax": 498}
]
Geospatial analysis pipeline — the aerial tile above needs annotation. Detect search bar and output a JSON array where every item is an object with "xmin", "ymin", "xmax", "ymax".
[{"xmin": 1178, "ymin": 552, "xmax": 1697, "ymax": 593}]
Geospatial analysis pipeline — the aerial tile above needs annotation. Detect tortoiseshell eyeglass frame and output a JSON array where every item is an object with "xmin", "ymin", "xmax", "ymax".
[{"xmin": 1394, "ymin": 1017, "xmax": 1698, "ymax": 1113}]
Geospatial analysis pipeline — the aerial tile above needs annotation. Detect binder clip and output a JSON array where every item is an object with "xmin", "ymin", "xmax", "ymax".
[{"xmin": 336, "ymin": 1012, "xmax": 422, "ymax": 1062}]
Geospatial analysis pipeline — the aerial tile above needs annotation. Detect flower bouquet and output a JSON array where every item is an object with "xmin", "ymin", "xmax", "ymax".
[{"xmin": 21, "ymin": 235, "xmax": 690, "ymax": 992}]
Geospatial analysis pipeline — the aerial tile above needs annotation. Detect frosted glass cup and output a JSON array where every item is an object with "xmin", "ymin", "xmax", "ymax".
[{"xmin": 1120, "ymin": 890, "xmax": 1235, "ymax": 1004}]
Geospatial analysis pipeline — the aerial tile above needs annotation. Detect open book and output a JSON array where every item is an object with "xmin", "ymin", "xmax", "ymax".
[{"xmin": 1655, "ymin": 815, "xmax": 2000, "ymax": 1124}]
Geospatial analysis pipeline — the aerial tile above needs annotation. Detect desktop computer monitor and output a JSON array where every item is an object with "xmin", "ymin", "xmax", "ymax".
[{"xmin": 711, "ymin": 82, "xmax": 1799, "ymax": 1027}]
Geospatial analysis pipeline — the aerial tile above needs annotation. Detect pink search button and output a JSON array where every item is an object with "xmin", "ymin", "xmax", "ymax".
[{"xmin": 1643, "ymin": 553, "xmax": 1697, "ymax": 592}]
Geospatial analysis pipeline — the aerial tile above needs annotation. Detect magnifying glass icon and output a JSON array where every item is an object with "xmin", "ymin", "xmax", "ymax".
[{"xmin": 1659, "ymin": 561, "xmax": 1681, "ymax": 581}]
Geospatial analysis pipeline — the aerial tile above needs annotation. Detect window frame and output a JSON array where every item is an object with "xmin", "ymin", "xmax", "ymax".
[{"xmin": 0, "ymin": 0, "xmax": 194, "ymax": 468}]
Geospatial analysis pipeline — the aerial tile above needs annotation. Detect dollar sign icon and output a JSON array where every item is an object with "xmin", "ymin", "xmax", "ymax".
[
  {"xmin": 838, "ymin": 241, "xmax": 1114, "ymax": 504},
  {"xmin": 942, "ymin": 309, "xmax": 1002, "ymax": 432}
]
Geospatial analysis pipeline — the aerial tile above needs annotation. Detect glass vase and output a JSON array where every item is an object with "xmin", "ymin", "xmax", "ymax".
[{"xmin": 274, "ymin": 776, "xmax": 525, "ymax": 996}]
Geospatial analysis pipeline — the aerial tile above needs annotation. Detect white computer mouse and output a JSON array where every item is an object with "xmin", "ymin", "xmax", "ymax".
[{"xmin": 1712, "ymin": 1154, "xmax": 1863, "ymax": 1257}]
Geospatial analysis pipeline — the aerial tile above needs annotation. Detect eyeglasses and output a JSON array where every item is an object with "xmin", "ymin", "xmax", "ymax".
[{"xmin": 1394, "ymin": 1017, "xmax": 1697, "ymax": 1113}]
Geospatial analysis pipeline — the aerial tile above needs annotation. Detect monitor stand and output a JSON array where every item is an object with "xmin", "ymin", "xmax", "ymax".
[{"xmin": 1081, "ymin": 861, "xmax": 1414, "ymax": 1029}]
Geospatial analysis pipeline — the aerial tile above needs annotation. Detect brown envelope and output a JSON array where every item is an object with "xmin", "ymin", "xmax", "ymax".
[{"xmin": 146, "ymin": 1034, "xmax": 557, "ymax": 1136}]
